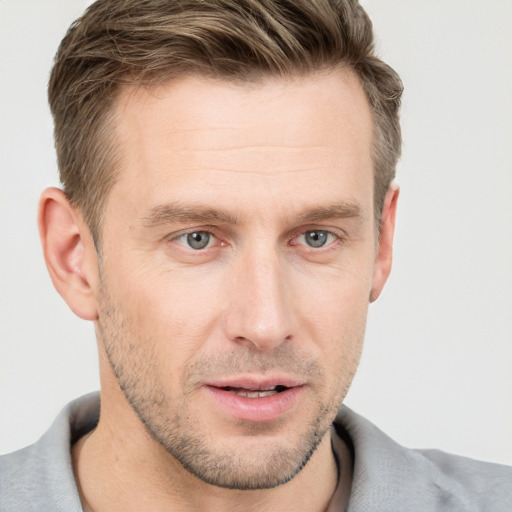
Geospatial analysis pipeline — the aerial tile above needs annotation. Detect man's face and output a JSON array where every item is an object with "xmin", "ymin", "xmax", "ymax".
[{"xmin": 95, "ymin": 70, "xmax": 381, "ymax": 489}]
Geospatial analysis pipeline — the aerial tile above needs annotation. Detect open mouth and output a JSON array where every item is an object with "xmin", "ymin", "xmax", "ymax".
[
  {"xmin": 205, "ymin": 381, "xmax": 303, "ymax": 421},
  {"xmin": 221, "ymin": 385, "xmax": 289, "ymax": 398}
]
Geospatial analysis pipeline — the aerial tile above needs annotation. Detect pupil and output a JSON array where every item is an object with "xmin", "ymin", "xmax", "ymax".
[
  {"xmin": 306, "ymin": 231, "xmax": 327, "ymax": 248},
  {"xmin": 187, "ymin": 231, "xmax": 210, "ymax": 249}
]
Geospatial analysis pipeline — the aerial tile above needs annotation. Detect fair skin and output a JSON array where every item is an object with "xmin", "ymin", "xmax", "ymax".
[{"xmin": 39, "ymin": 69, "xmax": 398, "ymax": 512}]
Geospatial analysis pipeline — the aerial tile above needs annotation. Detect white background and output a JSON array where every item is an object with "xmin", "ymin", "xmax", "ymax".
[{"xmin": 1, "ymin": 1, "xmax": 511, "ymax": 465}]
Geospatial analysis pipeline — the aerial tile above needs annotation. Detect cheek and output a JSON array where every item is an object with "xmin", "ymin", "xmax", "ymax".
[
  {"xmin": 311, "ymin": 299, "xmax": 368, "ymax": 364},
  {"xmin": 294, "ymin": 261, "xmax": 371, "ymax": 364},
  {"xmin": 111, "ymin": 264, "xmax": 224, "ymax": 358},
  {"xmin": 295, "ymin": 253, "xmax": 373, "ymax": 322}
]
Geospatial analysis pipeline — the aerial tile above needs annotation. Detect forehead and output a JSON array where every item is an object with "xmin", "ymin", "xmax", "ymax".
[
  {"xmin": 114, "ymin": 69, "xmax": 372, "ymax": 155},
  {"xmin": 108, "ymin": 69, "xmax": 374, "ymax": 220}
]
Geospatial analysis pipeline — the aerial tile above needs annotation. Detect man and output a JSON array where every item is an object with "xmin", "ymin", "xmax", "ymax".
[{"xmin": 0, "ymin": 1, "xmax": 510, "ymax": 511}]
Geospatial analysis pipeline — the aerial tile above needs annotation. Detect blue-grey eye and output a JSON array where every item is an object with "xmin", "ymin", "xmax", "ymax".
[
  {"xmin": 304, "ymin": 230, "xmax": 329, "ymax": 248},
  {"xmin": 186, "ymin": 231, "xmax": 211, "ymax": 249}
]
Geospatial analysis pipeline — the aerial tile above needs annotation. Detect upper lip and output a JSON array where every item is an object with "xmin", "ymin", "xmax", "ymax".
[{"xmin": 204, "ymin": 376, "xmax": 305, "ymax": 390}]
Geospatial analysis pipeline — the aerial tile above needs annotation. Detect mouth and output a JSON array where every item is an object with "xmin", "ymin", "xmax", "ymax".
[{"xmin": 203, "ymin": 378, "xmax": 304, "ymax": 422}]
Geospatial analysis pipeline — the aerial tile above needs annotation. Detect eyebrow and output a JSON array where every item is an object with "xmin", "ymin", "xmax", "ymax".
[
  {"xmin": 297, "ymin": 203, "xmax": 363, "ymax": 223},
  {"xmin": 142, "ymin": 200, "xmax": 363, "ymax": 228},
  {"xmin": 142, "ymin": 203, "xmax": 239, "ymax": 227}
]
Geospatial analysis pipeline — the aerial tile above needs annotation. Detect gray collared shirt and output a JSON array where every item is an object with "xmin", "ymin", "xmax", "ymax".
[{"xmin": 1, "ymin": 393, "xmax": 511, "ymax": 511}]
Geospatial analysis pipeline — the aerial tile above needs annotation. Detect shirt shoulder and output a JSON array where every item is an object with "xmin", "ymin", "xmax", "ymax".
[
  {"xmin": 0, "ymin": 393, "xmax": 99, "ymax": 512},
  {"xmin": 418, "ymin": 447, "xmax": 512, "ymax": 510},
  {"xmin": 334, "ymin": 406, "xmax": 512, "ymax": 512}
]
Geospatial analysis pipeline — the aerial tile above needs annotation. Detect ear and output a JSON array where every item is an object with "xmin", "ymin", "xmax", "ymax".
[
  {"xmin": 370, "ymin": 183, "xmax": 399, "ymax": 303},
  {"xmin": 38, "ymin": 187, "xmax": 99, "ymax": 320}
]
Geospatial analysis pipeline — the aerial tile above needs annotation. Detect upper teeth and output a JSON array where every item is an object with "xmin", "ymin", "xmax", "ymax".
[{"xmin": 234, "ymin": 389, "xmax": 278, "ymax": 398}]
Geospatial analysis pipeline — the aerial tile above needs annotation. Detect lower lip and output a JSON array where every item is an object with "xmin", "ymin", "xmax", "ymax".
[{"xmin": 204, "ymin": 385, "xmax": 304, "ymax": 423}]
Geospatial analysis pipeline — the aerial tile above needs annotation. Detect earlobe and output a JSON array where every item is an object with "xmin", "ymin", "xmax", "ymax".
[
  {"xmin": 370, "ymin": 183, "xmax": 399, "ymax": 303},
  {"xmin": 38, "ymin": 187, "xmax": 99, "ymax": 320}
]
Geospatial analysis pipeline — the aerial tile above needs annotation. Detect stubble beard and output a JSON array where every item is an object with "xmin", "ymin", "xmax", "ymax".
[{"xmin": 97, "ymin": 283, "xmax": 356, "ymax": 490}]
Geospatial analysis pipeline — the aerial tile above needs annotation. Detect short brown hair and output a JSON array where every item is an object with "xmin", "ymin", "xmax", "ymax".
[{"xmin": 49, "ymin": 0, "xmax": 403, "ymax": 241}]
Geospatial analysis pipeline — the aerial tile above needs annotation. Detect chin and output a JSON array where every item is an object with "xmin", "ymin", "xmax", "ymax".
[{"xmin": 174, "ymin": 434, "xmax": 326, "ymax": 490}]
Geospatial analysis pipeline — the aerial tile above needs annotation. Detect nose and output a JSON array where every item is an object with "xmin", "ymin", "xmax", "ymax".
[{"xmin": 222, "ymin": 244, "xmax": 296, "ymax": 352}]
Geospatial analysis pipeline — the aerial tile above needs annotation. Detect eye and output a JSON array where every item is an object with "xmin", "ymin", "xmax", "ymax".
[
  {"xmin": 174, "ymin": 231, "xmax": 215, "ymax": 250},
  {"xmin": 297, "ymin": 230, "xmax": 336, "ymax": 248}
]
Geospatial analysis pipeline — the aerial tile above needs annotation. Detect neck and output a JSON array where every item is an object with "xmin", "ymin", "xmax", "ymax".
[{"xmin": 72, "ymin": 392, "xmax": 346, "ymax": 512}]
